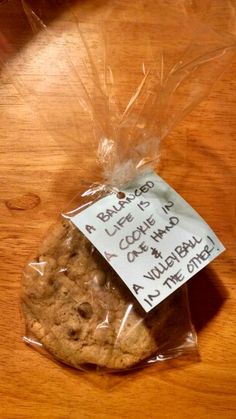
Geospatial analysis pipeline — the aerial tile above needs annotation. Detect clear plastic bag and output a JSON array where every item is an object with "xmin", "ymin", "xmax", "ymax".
[
  {"xmin": 4, "ymin": 0, "xmax": 235, "ymax": 371},
  {"xmin": 22, "ymin": 217, "xmax": 197, "ymax": 370}
]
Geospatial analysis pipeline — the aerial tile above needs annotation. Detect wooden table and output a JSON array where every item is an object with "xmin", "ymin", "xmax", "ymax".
[{"xmin": 0, "ymin": 1, "xmax": 236, "ymax": 418}]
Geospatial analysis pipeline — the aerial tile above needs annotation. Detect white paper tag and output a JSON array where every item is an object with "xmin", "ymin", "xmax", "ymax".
[{"xmin": 70, "ymin": 171, "xmax": 225, "ymax": 312}]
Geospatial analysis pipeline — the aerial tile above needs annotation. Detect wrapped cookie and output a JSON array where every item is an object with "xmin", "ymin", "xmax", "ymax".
[
  {"xmin": 19, "ymin": 1, "xmax": 235, "ymax": 371},
  {"xmin": 22, "ymin": 219, "xmax": 196, "ymax": 370}
]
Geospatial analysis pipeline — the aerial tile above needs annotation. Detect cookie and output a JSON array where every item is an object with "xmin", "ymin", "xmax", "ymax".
[{"xmin": 22, "ymin": 218, "xmax": 185, "ymax": 370}]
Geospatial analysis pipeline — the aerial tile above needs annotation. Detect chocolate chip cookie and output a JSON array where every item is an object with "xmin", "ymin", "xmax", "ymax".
[{"xmin": 22, "ymin": 218, "xmax": 189, "ymax": 370}]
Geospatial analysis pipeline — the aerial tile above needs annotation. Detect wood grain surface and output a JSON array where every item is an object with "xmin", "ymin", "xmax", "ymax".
[{"xmin": 0, "ymin": 1, "xmax": 236, "ymax": 418}]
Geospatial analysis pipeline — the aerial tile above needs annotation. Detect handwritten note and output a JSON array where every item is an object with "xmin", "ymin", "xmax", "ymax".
[{"xmin": 70, "ymin": 171, "xmax": 225, "ymax": 312}]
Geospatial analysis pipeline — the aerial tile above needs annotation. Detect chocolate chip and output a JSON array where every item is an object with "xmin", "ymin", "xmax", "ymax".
[
  {"xmin": 77, "ymin": 302, "xmax": 93, "ymax": 319},
  {"xmin": 67, "ymin": 328, "xmax": 80, "ymax": 341},
  {"xmin": 48, "ymin": 277, "xmax": 54, "ymax": 286}
]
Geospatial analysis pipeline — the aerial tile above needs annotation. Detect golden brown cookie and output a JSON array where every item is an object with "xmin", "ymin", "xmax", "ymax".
[{"xmin": 22, "ymin": 218, "xmax": 190, "ymax": 370}]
